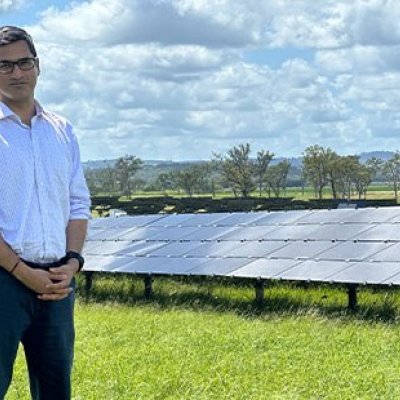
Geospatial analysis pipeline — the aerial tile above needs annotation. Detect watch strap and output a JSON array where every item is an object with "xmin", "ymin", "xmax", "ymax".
[{"xmin": 65, "ymin": 251, "xmax": 85, "ymax": 272}]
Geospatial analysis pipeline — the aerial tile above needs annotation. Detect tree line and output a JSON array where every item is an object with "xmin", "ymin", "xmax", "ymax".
[{"xmin": 84, "ymin": 144, "xmax": 400, "ymax": 201}]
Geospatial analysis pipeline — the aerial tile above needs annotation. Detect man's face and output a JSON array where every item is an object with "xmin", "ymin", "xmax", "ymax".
[{"xmin": 0, "ymin": 40, "xmax": 39, "ymax": 106}]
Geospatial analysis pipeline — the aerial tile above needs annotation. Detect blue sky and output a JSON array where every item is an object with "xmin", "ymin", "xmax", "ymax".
[{"xmin": 1, "ymin": 0, "xmax": 400, "ymax": 162}]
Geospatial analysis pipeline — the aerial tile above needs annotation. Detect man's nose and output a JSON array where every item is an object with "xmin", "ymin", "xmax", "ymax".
[{"xmin": 10, "ymin": 64, "xmax": 25, "ymax": 77}]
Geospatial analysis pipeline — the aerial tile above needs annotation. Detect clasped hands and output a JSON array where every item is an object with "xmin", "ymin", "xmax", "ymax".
[{"xmin": 14, "ymin": 259, "xmax": 79, "ymax": 301}]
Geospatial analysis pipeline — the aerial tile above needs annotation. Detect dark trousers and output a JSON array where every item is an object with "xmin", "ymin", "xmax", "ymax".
[{"xmin": 0, "ymin": 262, "xmax": 75, "ymax": 400}]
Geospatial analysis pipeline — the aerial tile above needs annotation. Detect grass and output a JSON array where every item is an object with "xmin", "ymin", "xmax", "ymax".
[
  {"xmin": 6, "ymin": 276, "xmax": 400, "ymax": 399},
  {"xmin": 107, "ymin": 184, "xmax": 399, "ymax": 203}
]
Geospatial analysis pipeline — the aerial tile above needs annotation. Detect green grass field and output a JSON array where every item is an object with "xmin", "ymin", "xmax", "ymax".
[
  {"xmin": 6, "ymin": 277, "xmax": 400, "ymax": 399},
  {"xmin": 115, "ymin": 184, "xmax": 398, "ymax": 203}
]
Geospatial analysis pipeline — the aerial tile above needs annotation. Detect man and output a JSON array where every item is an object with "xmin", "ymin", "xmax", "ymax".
[{"xmin": 0, "ymin": 26, "xmax": 90, "ymax": 399}]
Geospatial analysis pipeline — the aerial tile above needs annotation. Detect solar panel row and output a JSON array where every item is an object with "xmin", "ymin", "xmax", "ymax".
[{"xmin": 83, "ymin": 208, "xmax": 400, "ymax": 307}]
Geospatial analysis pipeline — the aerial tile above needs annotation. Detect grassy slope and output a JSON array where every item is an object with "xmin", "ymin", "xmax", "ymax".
[{"xmin": 7, "ymin": 278, "xmax": 400, "ymax": 400}]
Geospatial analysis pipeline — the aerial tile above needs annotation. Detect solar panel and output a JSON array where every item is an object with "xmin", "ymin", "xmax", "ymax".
[
  {"xmin": 129, "ymin": 257, "xmax": 208, "ymax": 275},
  {"xmin": 218, "ymin": 225, "xmax": 280, "ymax": 241},
  {"xmin": 183, "ymin": 226, "xmax": 238, "ymax": 241},
  {"xmin": 227, "ymin": 258, "xmax": 300, "ymax": 279},
  {"xmin": 268, "ymin": 241, "xmax": 337, "ymax": 259},
  {"xmin": 89, "ymin": 215, "xmax": 164, "ymax": 229},
  {"xmin": 148, "ymin": 213, "xmax": 196, "ymax": 227},
  {"xmin": 214, "ymin": 212, "xmax": 270, "ymax": 226},
  {"xmin": 368, "ymin": 243, "xmax": 400, "ymax": 262},
  {"xmin": 188, "ymin": 257, "xmax": 253, "ymax": 276},
  {"xmin": 84, "ymin": 208, "xmax": 400, "ymax": 309},
  {"xmin": 179, "ymin": 213, "xmax": 232, "ymax": 226},
  {"xmin": 263, "ymin": 223, "xmax": 373, "ymax": 241},
  {"xmin": 113, "ymin": 241, "xmax": 167, "ymax": 256},
  {"xmin": 87, "ymin": 227, "xmax": 136, "ymax": 241},
  {"xmin": 144, "ymin": 226, "xmax": 201, "ymax": 241},
  {"xmin": 145, "ymin": 241, "xmax": 206, "ymax": 257},
  {"xmin": 183, "ymin": 241, "xmax": 242, "ymax": 257},
  {"xmin": 294, "ymin": 209, "xmax": 357, "ymax": 224},
  {"xmin": 255, "ymin": 210, "xmax": 314, "ymax": 225},
  {"xmin": 316, "ymin": 241, "xmax": 391, "ymax": 261},
  {"xmin": 276, "ymin": 260, "xmax": 351, "ymax": 282},
  {"xmin": 117, "ymin": 227, "xmax": 165, "ymax": 241},
  {"xmin": 83, "ymin": 255, "xmax": 132, "ymax": 272},
  {"xmin": 356, "ymin": 224, "xmax": 400, "ymax": 241},
  {"xmin": 113, "ymin": 257, "xmax": 173, "ymax": 273},
  {"xmin": 224, "ymin": 241, "xmax": 289, "ymax": 258},
  {"xmin": 327, "ymin": 261, "xmax": 400, "ymax": 285},
  {"xmin": 84, "ymin": 240, "xmax": 135, "ymax": 255}
]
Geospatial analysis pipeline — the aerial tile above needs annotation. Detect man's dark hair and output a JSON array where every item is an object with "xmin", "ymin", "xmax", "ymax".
[{"xmin": 0, "ymin": 26, "xmax": 37, "ymax": 57}]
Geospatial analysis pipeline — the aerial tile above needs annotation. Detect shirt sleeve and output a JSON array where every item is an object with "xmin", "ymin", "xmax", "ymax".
[{"xmin": 68, "ymin": 124, "xmax": 91, "ymax": 220}]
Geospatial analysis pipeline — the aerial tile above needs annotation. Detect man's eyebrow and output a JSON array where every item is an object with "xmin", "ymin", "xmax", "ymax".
[{"xmin": 0, "ymin": 57, "xmax": 33, "ymax": 62}]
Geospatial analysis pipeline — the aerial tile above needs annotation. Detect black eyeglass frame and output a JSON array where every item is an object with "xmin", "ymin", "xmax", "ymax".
[{"xmin": 0, "ymin": 57, "xmax": 37, "ymax": 74}]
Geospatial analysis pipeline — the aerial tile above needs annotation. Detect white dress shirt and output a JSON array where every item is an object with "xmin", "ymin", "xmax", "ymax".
[{"xmin": 0, "ymin": 101, "xmax": 91, "ymax": 262}]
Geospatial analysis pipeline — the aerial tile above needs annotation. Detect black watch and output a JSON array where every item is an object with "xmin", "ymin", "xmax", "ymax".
[{"xmin": 65, "ymin": 251, "xmax": 85, "ymax": 272}]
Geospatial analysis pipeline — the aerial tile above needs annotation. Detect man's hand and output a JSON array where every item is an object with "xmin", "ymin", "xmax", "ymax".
[
  {"xmin": 13, "ymin": 260, "xmax": 78, "ymax": 301},
  {"xmin": 37, "ymin": 260, "xmax": 79, "ymax": 301}
]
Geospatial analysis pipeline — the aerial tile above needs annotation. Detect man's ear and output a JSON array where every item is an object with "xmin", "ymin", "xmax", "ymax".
[{"xmin": 36, "ymin": 58, "xmax": 40, "ymax": 76}]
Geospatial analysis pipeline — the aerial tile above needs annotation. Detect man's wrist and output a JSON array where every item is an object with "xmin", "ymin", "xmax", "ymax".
[
  {"xmin": 66, "ymin": 258, "xmax": 80, "ymax": 274},
  {"xmin": 64, "ymin": 251, "xmax": 84, "ymax": 272}
]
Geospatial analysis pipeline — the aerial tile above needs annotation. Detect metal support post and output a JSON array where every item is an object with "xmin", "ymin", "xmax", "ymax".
[
  {"xmin": 255, "ymin": 279, "xmax": 265, "ymax": 305},
  {"xmin": 347, "ymin": 284, "xmax": 358, "ymax": 310},
  {"xmin": 144, "ymin": 275, "xmax": 153, "ymax": 299},
  {"xmin": 84, "ymin": 271, "xmax": 93, "ymax": 294}
]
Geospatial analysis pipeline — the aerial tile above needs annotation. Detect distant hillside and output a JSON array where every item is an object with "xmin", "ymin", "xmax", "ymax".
[
  {"xmin": 358, "ymin": 151, "xmax": 394, "ymax": 163},
  {"xmin": 83, "ymin": 151, "xmax": 395, "ymax": 171}
]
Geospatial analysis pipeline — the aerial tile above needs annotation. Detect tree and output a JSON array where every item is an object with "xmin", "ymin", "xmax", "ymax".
[
  {"xmin": 155, "ymin": 172, "xmax": 175, "ymax": 193},
  {"xmin": 264, "ymin": 160, "xmax": 291, "ymax": 197},
  {"xmin": 365, "ymin": 157, "xmax": 384, "ymax": 182},
  {"xmin": 173, "ymin": 164, "xmax": 208, "ymax": 197},
  {"xmin": 213, "ymin": 143, "xmax": 255, "ymax": 197},
  {"xmin": 302, "ymin": 145, "xmax": 331, "ymax": 199},
  {"xmin": 334, "ymin": 155, "xmax": 361, "ymax": 199},
  {"xmin": 114, "ymin": 155, "xmax": 143, "ymax": 198},
  {"xmin": 254, "ymin": 150, "xmax": 274, "ymax": 196},
  {"xmin": 352, "ymin": 164, "xmax": 373, "ymax": 199},
  {"xmin": 83, "ymin": 166, "xmax": 117, "ymax": 195},
  {"xmin": 324, "ymin": 150, "xmax": 341, "ymax": 199},
  {"xmin": 383, "ymin": 152, "xmax": 400, "ymax": 202},
  {"xmin": 98, "ymin": 166, "xmax": 117, "ymax": 195}
]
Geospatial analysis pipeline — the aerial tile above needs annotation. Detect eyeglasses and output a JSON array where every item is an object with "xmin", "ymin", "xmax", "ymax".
[{"xmin": 0, "ymin": 57, "xmax": 37, "ymax": 74}]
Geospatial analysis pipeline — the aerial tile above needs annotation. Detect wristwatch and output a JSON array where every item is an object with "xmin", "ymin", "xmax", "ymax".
[{"xmin": 65, "ymin": 251, "xmax": 85, "ymax": 272}]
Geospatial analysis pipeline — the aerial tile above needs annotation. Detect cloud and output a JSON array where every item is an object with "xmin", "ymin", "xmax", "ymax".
[
  {"xmin": 0, "ymin": 0, "xmax": 24, "ymax": 12},
  {"xmin": 21, "ymin": 0, "xmax": 400, "ymax": 161}
]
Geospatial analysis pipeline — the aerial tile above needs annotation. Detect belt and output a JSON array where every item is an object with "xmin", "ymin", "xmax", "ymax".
[{"xmin": 21, "ymin": 257, "xmax": 67, "ymax": 270}]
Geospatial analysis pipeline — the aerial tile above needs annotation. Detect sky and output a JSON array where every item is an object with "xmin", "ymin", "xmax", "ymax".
[{"xmin": 1, "ymin": 0, "xmax": 400, "ymax": 162}]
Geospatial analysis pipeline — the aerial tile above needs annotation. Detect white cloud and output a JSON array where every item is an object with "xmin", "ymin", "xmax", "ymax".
[
  {"xmin": 0, "ymin": 0, "xmax": 24, "ymax": 12},
  {"xmin": 21, "ymin": 0, "xmax": 400, "ymax": 161}
]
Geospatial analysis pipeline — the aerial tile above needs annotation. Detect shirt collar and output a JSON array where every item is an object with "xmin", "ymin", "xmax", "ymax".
[{"xmin": 0, "ymin": 100, "xmax": 45, "ymax": 120}]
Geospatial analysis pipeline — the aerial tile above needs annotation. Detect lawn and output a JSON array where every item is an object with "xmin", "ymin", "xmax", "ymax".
[
  {"xmin": 112, "ymin": 184, "xmax": 398, "ymax": 203},
  {"xmin": 6, "ymin": 277, "xmax": 400, "ymax": 399}
]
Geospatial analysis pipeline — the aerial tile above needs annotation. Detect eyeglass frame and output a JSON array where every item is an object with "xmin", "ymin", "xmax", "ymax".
[{"xmin": 0, "ymin": 57, "xmax": 38, "ymax": 74}]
